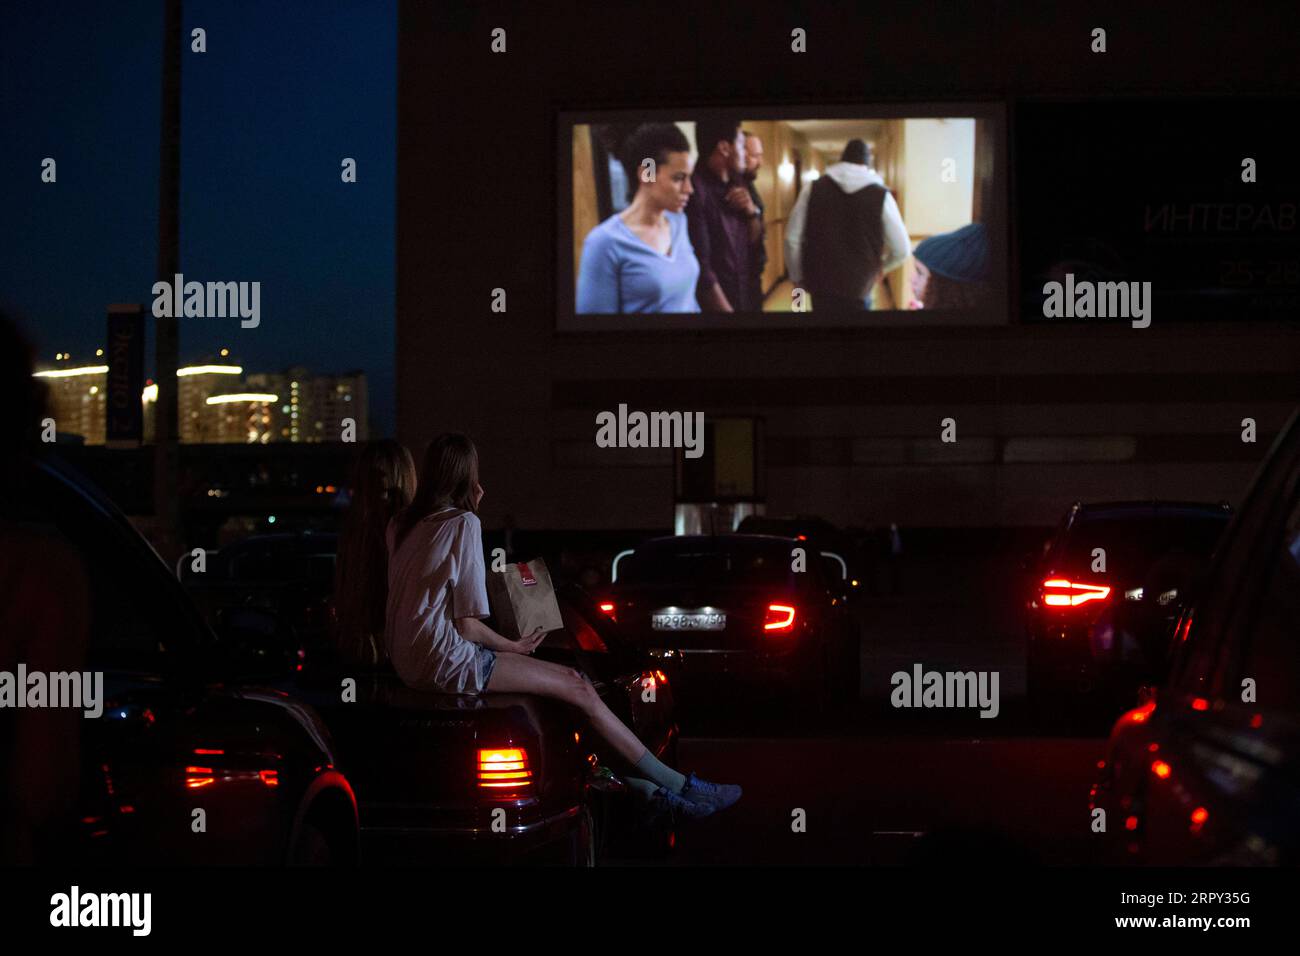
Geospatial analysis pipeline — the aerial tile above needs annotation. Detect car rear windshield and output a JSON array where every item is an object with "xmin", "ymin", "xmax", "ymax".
[
  {"xmin": 619, "ymin": 539, "xmax": 797, "ymax": 588},
  {"xmin": 737, "ymin": 517, "xmax": 835, "ymax": 538},
  {"xmin": 224, "ymin": 545, "xmax": 336, "ymax": 585},
  {"xmin": 1056, "ymin": 513, "xmax": 1229, "ymax": 579}
]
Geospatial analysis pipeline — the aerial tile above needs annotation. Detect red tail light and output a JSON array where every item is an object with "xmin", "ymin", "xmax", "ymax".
[
  {"xmin": 764, "ymin": 604, "xmax": 797, "ymax": 632},
  {"xmin": 597, "ymin": 601, "xmax": 617, "ymax": 622},
  {"xmin": 477, "ymin": 747, "xmax": 533, "ymax": 798},
  {"xmin": 184, "ymin": 766, "xmax": 215, "ymax": 789},
  {"xmin": 1040, "ymin": 578, "xmax": 1111, "ymax": 607}
]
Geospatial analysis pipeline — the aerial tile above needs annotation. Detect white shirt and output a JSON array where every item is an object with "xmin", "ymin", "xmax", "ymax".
[
  {"xmin": 784, "ymin": 162, "xmax": 911, "ymax": 286},
  {"xmin": 384, "ymin": 508, "xmax": 491, "ymax": 694}
]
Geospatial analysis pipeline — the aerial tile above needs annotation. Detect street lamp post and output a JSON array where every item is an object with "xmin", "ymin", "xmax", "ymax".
[{"xmin": 153, "ymin": 0, "xmax": 182, "ymax": 560}]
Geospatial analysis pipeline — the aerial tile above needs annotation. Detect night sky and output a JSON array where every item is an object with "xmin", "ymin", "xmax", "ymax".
[{"xmin": 1, "ymin": 0, "xmax": 397, "ymax": 435}]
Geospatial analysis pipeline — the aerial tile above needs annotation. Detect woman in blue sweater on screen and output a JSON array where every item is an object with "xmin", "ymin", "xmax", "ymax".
[{"xmin": 576, "ymin": 123, "xmax": 701, "ymax": 314}]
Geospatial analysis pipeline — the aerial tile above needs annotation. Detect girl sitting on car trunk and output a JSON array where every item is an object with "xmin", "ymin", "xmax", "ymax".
[{"xmin": 364, "ymin": 432, "xmax": 741, "ymax": 821}]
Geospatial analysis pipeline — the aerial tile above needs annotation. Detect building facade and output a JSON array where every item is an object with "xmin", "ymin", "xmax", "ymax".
[{"xmin": 35, "ymin": 351, "xmax": 367, "ymax": 447}]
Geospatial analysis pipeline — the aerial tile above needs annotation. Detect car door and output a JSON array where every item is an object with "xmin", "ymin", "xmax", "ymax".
[{"xmin": 1143, "ymin": 416, "xmax": 1300, "ymax": 864}]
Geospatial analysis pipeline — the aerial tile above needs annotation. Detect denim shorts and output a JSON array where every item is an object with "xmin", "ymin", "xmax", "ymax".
[{"xmin": 474, "ymin": 644, "xmax": 498, "ymax": 691}]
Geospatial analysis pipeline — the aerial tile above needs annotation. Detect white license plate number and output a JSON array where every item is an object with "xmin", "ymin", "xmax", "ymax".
[{"xmin": 652, "ymin": 611, "xmax": 726, "ymax": 631}]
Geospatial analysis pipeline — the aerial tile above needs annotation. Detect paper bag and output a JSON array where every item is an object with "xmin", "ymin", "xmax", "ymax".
[{"xmin": 487, "ymin": 557, "xmax": 565, "ymax": 640}]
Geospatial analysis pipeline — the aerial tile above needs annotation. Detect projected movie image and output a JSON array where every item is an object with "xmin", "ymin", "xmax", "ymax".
[{"xmin": 562, "ymin": 107, "xmax": 1003, "ymax": 327}]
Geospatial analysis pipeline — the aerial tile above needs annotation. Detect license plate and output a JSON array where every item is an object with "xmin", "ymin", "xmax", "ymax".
[{"xmin": 652, "ymin": 610, "xmax": 726, "ymax": 631}]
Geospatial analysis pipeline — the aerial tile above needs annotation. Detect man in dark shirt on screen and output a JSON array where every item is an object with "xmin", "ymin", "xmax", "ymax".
[
  {"xmin": 687, "ymin": 117, "xmax": 760, "ymax": 312},
  {"xmin": 741, "ymin": 130, "xmax": 767, "ymax": 309}
]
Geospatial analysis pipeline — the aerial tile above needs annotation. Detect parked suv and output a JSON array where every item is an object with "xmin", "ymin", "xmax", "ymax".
[{"xmin": 1026, "ymin": 501, "xmax": 1230, "ymax": 711}]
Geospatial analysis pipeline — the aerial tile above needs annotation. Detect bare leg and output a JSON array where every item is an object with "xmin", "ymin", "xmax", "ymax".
[{"xmin": 485, "ymin": 652, "xmax": 648, "ymax": 766}]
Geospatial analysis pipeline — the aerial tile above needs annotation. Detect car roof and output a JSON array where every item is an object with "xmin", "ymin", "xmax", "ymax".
[
  {"xmin": 1073, "ymin": 501, "xmax": 1232, "ymax": 521},
  {"xmin": 637, "ymin": 533, "xmax": 800, "ymax": 550},
  {"xmin": 739, "ymin": 514, "xmax": 836, "ymax": 525}
]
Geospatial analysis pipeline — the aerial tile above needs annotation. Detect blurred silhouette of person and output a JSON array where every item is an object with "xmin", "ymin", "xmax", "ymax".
[
  {"xmin": 785, "ymin": 139, "xmax": 909, "ymax": 311},
  {"xmin": 737, "ymin": 131, "xmax": 767, "ymax": 309},
  {"xmin": 577, "ymin": 123, "xmax": 700, "ymax": 314},
  {"xmin": 687, "ymin": 116, "xmax": 758, "ymax": 312},
  {"xmin": 888, "ymin": 522, "xmax": 904, "ymax": 595},
  {"xmin": 580, "ymin": 563, "xmax": 603, "ymax": 591},
  {"xmin": 857, "ymin": 521, "xmax": 881, "ymax": 596},
  {"xmin": 911, "ymin": 222, "xmax": 992, "ymax": 310},
  {"xmin": 0, "ymin": 313, "xmax": 92, "ymax": 864},
  {"xmin": 333, "ymin": 440, "xmax": 417, "ymax": 669}
]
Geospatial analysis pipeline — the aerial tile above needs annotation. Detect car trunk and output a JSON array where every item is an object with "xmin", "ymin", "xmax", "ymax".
[
  {"xmin": 613, "ymin": 583, "xmax": 798, "ymax": 650},
  {"xmin": 289, "ymin": 673, "xmax": 581, "ymax": 824}
]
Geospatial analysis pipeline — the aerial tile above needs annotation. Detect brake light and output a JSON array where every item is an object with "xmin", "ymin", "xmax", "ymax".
[
  {"xmin": 477, "ymin": 747, "xmax": 533, "ymax": 798},
  {"xmin": 1126, "ymin": 700, "xmax": 1156, "ymax": 724},
  {"xmin": 764, "ymin": 604, "xmax": 797, "ymax": 632},
  {"xmin": 1041, "ymin": 578, "xmax": 1111, "ymax": 607},
  {"xmin": 597, "ymin": 601, "xmax": 617, "ymax": 622},
  {"xmin": 184, "ymin": 767, "xmax": 215, "ymax": 789}
]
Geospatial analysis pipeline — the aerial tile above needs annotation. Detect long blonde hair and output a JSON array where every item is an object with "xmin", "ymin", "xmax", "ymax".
[{"xmin": 333, "ymin": 440, "xmax": 417, "ymax": 666}]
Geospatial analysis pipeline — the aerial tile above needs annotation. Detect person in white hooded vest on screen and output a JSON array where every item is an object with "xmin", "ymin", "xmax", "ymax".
[{"xmin": 784, "ymin": 139, "xmax": 910, "ymax": 311}]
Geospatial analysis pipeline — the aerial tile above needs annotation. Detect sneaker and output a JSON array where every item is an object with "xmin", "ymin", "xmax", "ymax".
[
  {"xmin": 644, "ymin": 785, "xmax": 716, "ymax": 825},
  {"xmin": 680, "ymin": 772, "xmax": 743, "ymax": 812}
]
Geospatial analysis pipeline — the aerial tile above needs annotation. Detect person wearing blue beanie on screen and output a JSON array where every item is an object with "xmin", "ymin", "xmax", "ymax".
[{"xmin": 911, "ymin": 221, "xmax": 992, "ymax": 311}]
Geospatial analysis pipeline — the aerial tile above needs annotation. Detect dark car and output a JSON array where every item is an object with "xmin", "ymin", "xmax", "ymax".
[
  {"xmin": 185, "ymin": 534, "xmax": 678, "ymax": 864},
  {"xmin": 1025, "ymin": 501, "xmax": 1231, "ymax": 709},
  {"xmin": 9, "ymin": 457, "xmax": 360, "ymax": 865},
  {"xmin": 1089, "ymin": 411, "xmax": 1300, "ymax": 864},
  {"xmin": 735, "ymin": 514, "xmax": 864, "ymax": 596},
  {"xmin": 603, "ymin": 533, "xmax": 859, "ymax": 708}
]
